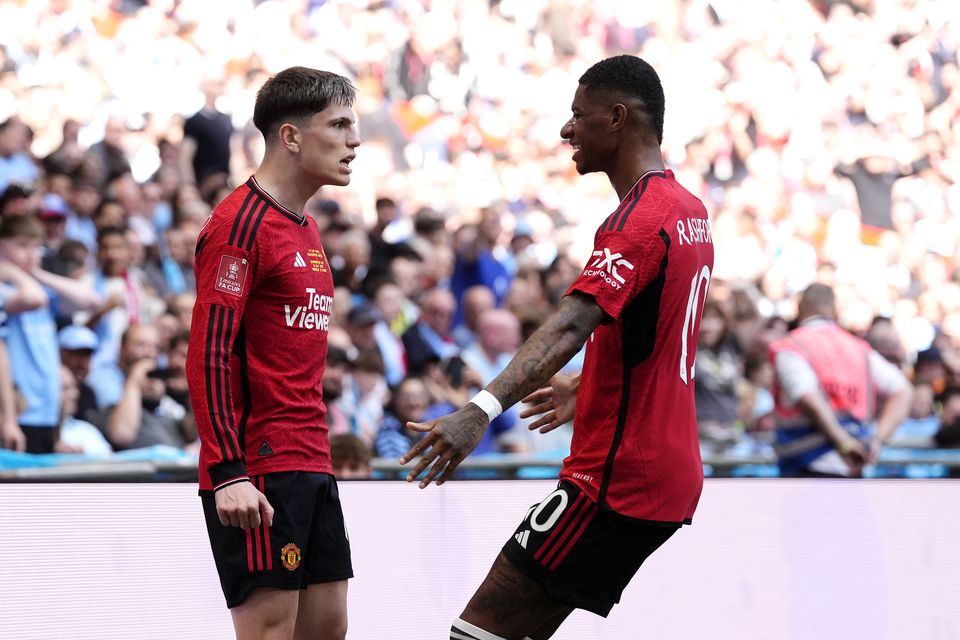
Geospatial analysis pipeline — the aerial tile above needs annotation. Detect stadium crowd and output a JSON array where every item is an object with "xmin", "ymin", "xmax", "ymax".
[{"xmin": 0, "ymin": 0, "xmax": 958, "ymax": 472}]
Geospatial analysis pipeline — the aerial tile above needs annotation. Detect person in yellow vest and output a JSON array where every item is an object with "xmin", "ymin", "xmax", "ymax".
[{"xmin": 769, "ymin": 284, "xmax": 912, "ymax": 477}]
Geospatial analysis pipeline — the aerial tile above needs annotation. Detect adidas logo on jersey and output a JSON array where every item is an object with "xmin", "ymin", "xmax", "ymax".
[
  {"xmin": 293, "ymin": 251, "xmax": 307, "ymax": 268},
  {"xmin": 514, "ymin": 529, "xmax": 530, "ymax": 549},
  {"xmin": 258, "ymin": 441, "xmax": 274, "ymax": 456}
]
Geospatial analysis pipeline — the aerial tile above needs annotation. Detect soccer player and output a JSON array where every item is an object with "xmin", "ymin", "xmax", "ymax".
[
  {"xmin": 186, "ymin": 67, "xmax": 360, "ymax": 640},
  {"xmin": 401, "ymin": 55, "xmax": 715, "ymax": 640}
]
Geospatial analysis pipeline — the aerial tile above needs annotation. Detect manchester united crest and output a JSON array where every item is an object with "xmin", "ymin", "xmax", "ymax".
[{"xmin": 280, "ymin": 543, "xmax": 302, "ymax": 571}]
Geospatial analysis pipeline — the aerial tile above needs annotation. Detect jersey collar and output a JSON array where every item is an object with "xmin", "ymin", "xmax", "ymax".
[{"xmin": 248, "ymin": 176, "xmax": 307, "ymax": 226}]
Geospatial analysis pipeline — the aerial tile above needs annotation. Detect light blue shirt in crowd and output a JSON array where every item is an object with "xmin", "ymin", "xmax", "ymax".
[
  {"xmin": 0, "ymin": 153, "xmax": 39, "ymax": 192},
  {"xmin": 89, "ymin": 361, "xmax": 124, "ymax": 409},
  {"xmin": 0, "ymin": 284, "xmax": 60, "ymax": 426}
]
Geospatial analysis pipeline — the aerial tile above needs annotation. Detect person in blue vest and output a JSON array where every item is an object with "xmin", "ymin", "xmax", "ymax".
[{"xmin": 768, "ymin": 284, "xmax": 913, "ymax": 477}]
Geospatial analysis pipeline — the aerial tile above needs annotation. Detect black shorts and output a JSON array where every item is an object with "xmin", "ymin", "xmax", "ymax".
[
  {"xmin": 501, "ymin": 480, "xmax": 679, "ymax": 617},
  {"xmin": 201, "ymin": 471, "xmax": 353, "ymax": 608},
  {"xmin": 21, "ymin": 425, "xmax": 56, "ymax": 454}
]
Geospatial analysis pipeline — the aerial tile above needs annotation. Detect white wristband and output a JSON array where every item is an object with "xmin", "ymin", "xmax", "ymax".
[{"xmin": 469, "ymin": 390, "xmax": 503, "ymax": 422}]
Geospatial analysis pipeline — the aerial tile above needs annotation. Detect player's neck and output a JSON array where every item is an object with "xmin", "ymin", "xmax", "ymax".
[
  {"xmin": 254, "ymin": 159, "xmax": 318, "ymax": 215},
  {"xmin": 609, "ymin": 147, "xmax": 665, "ymax": 200}
]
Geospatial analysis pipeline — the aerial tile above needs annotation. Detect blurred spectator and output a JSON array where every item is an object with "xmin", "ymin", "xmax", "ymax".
[
  {"xmin": 103, "ymin": 356, "xmax": 189, "ymax": 450},
  {"xmin": 339, "ymin": 349, "xmax": 390, "ymax": 447},
  {"xmin": 38, "ymin": 194, "xmax": 70, "ymax": 273},
  {"xmin": 0, "ymin": 183, "xmax": 36, "ymax": 217},
  {"xmin": 0, "ymin": 215, "xmax": 100, "ymax": 453},
  {"xmin": 933, "ymin": 387, "xmax": 960, "ymax": 448},
  {"xmin": 56, "ymin": 365, "xmax": 113, "ymax": 456},
  {"xmin": 0, "ymin": 263, "xmax": 29, "ymax": 451},
  {"xmin": 346, "ymin": 300, "xmax": 405, "ymax": 387},
  {"xmin": 89, "ymin": 323, "xmax": 159, "ymax": 409},
  {"xmin": 769, "ymin": 284, "xmax": 912, "ymax": 477},
  {"xmin": 330, "ymin": 432, "xmax": 373, "ymax": 479},
  {"xmin": 76, "ymin": 225, "xmax": 150, "ymax": 375},
  {"xmin": 742, "ymin": 349, "xmax": 776, "ymax": 435},
  {"xmin": 452, "ymin": 284, "xmax": 495, "ymax": 349},
  {"xmin": 63, "ymin": 178, "xmax": 101, "ymax": 252},
  {"xmin": 694, "ymin": 299, "xmax": 743, "ymax": 453},
  {"xmin": 460, "ymin": 308, "xmax": 521, "ymax": 384},
  {"xmin": 331, "ymin": 229, "xmax": 371, "ymax": 293},
  {"xmin": 866, "ymin": 316, "xmax": 906, "ymax": 368},
  {"xmin": 0, "ymin": 117, "xmax": 38, "ymax": 191},
  {"xmin": 87, "ymin": 116, "xmax": 131, "ymax": 189},
  {"xmin": 181, "ymin": 75, "xmax": 234, "ymax": 192},
  {"xmin": 374, "ymin": 377, "xmax": 434, "ymax": 458},
  {"xmin": 402, "ymin": 287, "xmax": 458, "ymax": 375},
  {"xmin": 58, "ymin": 324, "xmax": 100, "ymax": 423},
  {"xmin": 323, "ymin": 344, "xmax": 353, "ymax": 435},
  {"xmin": 450, "ymin": 215, "xmax": 511, "ymax": 323},
  {"xmin": 367, "ymin": 196, "xmax": 402, "ymax": 277}
]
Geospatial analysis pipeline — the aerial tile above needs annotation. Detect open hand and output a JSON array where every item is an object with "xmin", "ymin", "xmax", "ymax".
[
  {"xmin": 399, "ymin": 404, "xmax": 488, "ymax": 488},
  {"xmin": 520, "ymin": 374, "xmax": 578, "ymax": 433}
]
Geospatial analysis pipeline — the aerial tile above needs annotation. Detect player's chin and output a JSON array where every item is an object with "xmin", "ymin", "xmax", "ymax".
[{"xmin": 330, "ymin": 170, "xmax": 352, "ymax": 186}]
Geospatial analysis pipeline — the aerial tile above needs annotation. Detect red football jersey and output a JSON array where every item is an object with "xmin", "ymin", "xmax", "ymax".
[
  {"xmin": 186, "ymin": 177, "xmax": 335, "ymax": 491},
  {"xmin": 561, "ymin": 169, "xmax": 714, "ymax": 524}
]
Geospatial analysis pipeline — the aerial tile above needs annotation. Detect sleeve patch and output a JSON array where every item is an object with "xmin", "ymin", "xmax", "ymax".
[{"xmin": 215, "ymin": 255, "xmax": 249, "ymax": 297}]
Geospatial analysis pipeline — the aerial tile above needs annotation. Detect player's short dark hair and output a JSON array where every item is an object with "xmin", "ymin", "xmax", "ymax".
[
  {"xmin": 0, "ymin": 214, "xmax": 43, "ymax": 240},
  {"xmin": 375, "ymin": 197, "xmax": 396, "ymax": 210},
  {"xmin": 253, "ymin": 66, "xmax": 356, "ymax": 142},
  {"xmin": 579, "ymin": 55, "xmax": 665, "ymax": 144}
]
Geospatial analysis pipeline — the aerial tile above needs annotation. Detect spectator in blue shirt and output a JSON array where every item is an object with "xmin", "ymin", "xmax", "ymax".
[
  {"xmin": 0, "ymin": 117, "xmax": 39, "ymax": 192},
  {"xmin": 0, "ymin": 215, "xmax": 100, "ymax": 452}
]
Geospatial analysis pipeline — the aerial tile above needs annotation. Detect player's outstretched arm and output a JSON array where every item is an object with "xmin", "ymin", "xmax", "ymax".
[
  {"xmin": 400, "ymin": 293, "xmax": 604, "ymax": 488},
  {"xmin": 520, "ymin": 374, "xmax": 580, "ymax": 433}
]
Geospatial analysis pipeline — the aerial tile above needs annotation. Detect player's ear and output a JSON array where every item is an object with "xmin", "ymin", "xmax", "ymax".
[
  {"xmin": 277, "ymin": 122, "xmax": 301, "ymax": 153},
  {"xmin": 609, "ymin": 103, "xmax": 628, "ymax": 132}
]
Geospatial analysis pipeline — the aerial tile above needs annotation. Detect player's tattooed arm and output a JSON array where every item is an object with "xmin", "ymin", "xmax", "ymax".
[
  {"xmin": 486, "ymin": 292, "xmax": 603, "ymax": 409},
  {"xmin": 401, "ymin": 293, "xmax": 604, "ymax": 488}
]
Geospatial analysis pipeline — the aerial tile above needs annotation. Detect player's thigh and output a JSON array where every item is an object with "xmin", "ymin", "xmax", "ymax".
[
  {"xmin": 230, "ymin": 587, "xmax": 300, "ymax": 640},
  {"xmin": 461, "ymin": 552, "xmax": 570, "ymax": 639},
  {"xmin": 293, "ymin": 579, "xmax": 348, "ymax": 640}
]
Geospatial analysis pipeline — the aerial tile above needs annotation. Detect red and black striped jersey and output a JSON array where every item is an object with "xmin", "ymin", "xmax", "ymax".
[
  {"xmin": 186, "ymin": 177, "xmax": 335, "ymax": 492},
  {"xmin": 561, "ymin": 169, "xmax": 714, "ymax": 524}
]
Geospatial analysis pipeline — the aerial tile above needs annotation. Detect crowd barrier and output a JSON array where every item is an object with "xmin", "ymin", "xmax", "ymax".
[
  {"xmin": 2, "ymin": 480, "xmax": 958, "ymax": 639},
  {"xmin": 2, "ymin": 446, "xmax": 960, "ymax": 481}
]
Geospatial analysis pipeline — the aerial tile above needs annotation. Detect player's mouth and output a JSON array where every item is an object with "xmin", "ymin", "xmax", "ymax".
[
  {"xmin": 340, "ymin": 155, "xmax": 355, "ymax": 173},
  {"xmin": 570, "ymin": 143, "xmax": 582, "ymax": 162}
]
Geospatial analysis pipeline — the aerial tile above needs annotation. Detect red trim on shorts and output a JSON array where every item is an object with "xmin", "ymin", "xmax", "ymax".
[
  {"xmin": 540, "ymin": 499, "xmax": 594, "ymax": 567},
  {"xmin": 533, "ymin": 493, "xmax": 587, "ymax": 563},
  {"xmin": 253, "ymin": 520, "xmax": 263, "ymax": 571},
  {"xmin": 245, "ymin": 528, "xmax": 254, "ymax": 573},
  {"xmin": 257, "ymin": 476, "xmax": 273, "ymax": 570},
  {"xmin": 548, "ymin": 503, "xmax": 599, "ymax": 570}
]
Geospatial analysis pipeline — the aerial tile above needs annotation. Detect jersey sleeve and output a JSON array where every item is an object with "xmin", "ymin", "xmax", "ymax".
[
  {"xmin": 185, "ymin": 212, "xmax": 265, "ymax": 490},
  {"xmin": 565, "ymin": 222, "xmax": 667, "ymax": 321}
]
